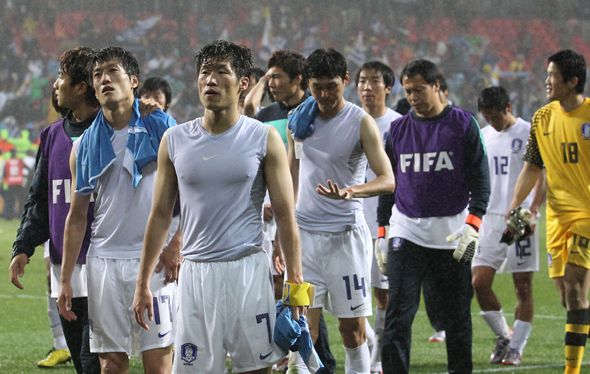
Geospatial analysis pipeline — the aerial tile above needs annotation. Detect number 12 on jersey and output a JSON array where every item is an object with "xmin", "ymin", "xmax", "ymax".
[{"xmin": 343, "ymin": 274, "xmax": 366, "ymax": 300}]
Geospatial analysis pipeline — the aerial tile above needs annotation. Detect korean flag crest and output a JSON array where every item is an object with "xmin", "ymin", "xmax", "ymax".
[{"xmin": 511, "ymin": 138, "xmax": 523, "ymax": 154}]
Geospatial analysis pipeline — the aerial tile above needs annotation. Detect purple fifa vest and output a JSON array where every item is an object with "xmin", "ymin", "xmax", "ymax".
[
  {"xmin": 41, "ymin": 119, "xmax": 93, "ymax": 264},
  {"xmin": 388, "ymin": 107, "xmax": 473, "ymax": 218}
]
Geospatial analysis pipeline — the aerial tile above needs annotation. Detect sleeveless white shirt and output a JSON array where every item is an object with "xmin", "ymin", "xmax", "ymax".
[
  {"xmin": 296, "ymin": 101, "xmax": 369, "ymax": 232},
  {"xmin": 167, "ymin": 116, "xmax": 268, "ymax": 261}
]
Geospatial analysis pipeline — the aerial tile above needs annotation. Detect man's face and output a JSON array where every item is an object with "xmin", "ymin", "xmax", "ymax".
[
  {"xmin": 309, "ymin": 73, "xmax": 348, "ymax": 113},
  {"xmin": 198, "ymin": 60, "xmax": 247, "ymax": 112},
  {"xmin": 239, "ymin": 72, "xmax": 258, "ymax": 104},
  {"xmin": 53, "ymin": 71, "xmax": 77, "ymax": 109},
  {"xmin": 267, "ymin": 66, "xmax": 299, "ymax": 104},
  {"xmin": 402, "ymin": 74, "xmax": 439, "ymax": 117},
  {"xmin": 93, "ymin": 59, "xmax": 138, "ymax": 107},
  {"xmin": 480, "ymin": 107, "xmax": 511, "ymax": 132},
  {"xmin": 545, "ymin": 62, "xmax": 572, "ymax": 102},
  {"xmin": 140, "ymin": 89, "xmax": 168, "ymax": 111},
  {"xmin": 357, "ymin": 69, "xmax": 391, "ymax": 109}
]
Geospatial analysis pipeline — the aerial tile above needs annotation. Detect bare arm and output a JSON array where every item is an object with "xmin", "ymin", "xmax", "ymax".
[
  {"xmin": 528, "ymin": 168, "xmax": 547, "ymax": 216},
  {"xmin": 506, "ymin": 161, "xmax": 543, "ymax": 220},
  {"xmin": 286, "ymin": 129, "xmax": 300, "ymax": 204},
  {"xmin": 57, "ymin": 148, "xmax": 91, "ymax": 321},
  {"xmin": 317, "ymin": 115, "xmax": 395, "ymax": 200},
  {"xmin": 134, "ymin": 132, "xmax": 179, "ymax": 329},
  {"xmin": 243, "ymin": 75, "xmax": 269, "ymax": 118}
]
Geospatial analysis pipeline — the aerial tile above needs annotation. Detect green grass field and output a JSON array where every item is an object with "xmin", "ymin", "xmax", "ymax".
[{"xmin": 0, "ymin": 210, "xmax": 583, "ymax": 373}]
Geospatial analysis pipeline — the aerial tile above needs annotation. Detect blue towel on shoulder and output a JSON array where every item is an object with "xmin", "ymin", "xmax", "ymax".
[
  {"xmin": 288, "ymin": 96, "xmax": 319, "ymax": 141},
  {"xmin": 76, "ymin": 99, "xmax": 176, "ymax": 194},
  {"xmin": 274, "ymin": 301, "xmax": 324, "ymax": 373}
]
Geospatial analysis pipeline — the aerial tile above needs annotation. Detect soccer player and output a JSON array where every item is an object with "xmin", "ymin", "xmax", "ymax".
[
  {"xmin": 507, "ymin": 49, "xmax": 590, "ymax": 374},
  {"xmin": 57, "ymin": 46, "xmax": 180, "ymax": 374},
  {"xmin": 285, "ymin": 48, "xmax": 395, "ymax": 374},
  {"xmin": 138, "ymin": 76, "xmax": 173, "ymax": 112},
  {"xmin": 133, "ymin": 40, "xmax": 304, "ymax": 374},
  {"xmin": 9, "ymin": 47, "xmax": 101, "ymax": 373},
  {"xmin": 239, "ymin": 67, "xmax": 265, "ymax": 114},
  {"xmin": 473, "ymin": 86, "xmax": 546, "ymax": 366},
  {"xmin": 356, "ymin": 60, "xmax": 401, "ymax": 374},
  {"xmin": 378, "ymin": 59, "xmax": 489, "ymax": 374}
]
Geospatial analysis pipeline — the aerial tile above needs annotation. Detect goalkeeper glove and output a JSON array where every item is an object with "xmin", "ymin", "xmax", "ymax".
[
  {"xmin": 500, "ymin": 207, "xmax": 537, "ymax": 245},
  {"xmin": 374, "ymin": 225, "xmax": 389, "ymax": 275},
  {"xmin": 446, "ymin": 214, "xmax": 481, "ymax": 263}
]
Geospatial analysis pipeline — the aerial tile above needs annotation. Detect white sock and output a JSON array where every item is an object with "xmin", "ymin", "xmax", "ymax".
[
  {"xmin": 480, "ymin": 309, "xmax": 511, "ymax": 338},
  {"xmin": 365, "ymin": 319, "xmax": 376, "ymax": 355},
  {"xmin": 344, "ymin": 341, "xmax": 370, "ymax": 374},
  {"xmin": 374, "ymin": 307, "xmax": 386, "ymax": 335},
  {"xmin": 47, "ymin": 294, "xmax": 67, "ymax": 350},
  {"xmin": 287, "ymin": 351, "xmax": 312, "ymax": 374},
  {"xmin": 510, "ymin": 320, "xmax": 532, "ymax": 354}
]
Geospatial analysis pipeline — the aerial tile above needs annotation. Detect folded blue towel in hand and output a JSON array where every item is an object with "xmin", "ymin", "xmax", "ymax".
[{"xmin": 288, "ymin": 96, "xmax": 318, "ymax": 141}]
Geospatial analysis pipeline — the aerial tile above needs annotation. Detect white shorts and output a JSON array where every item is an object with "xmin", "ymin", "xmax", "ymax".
[
  {"xmin": 50, "ymin": 263, "xmax": 88, "ymax": 298},
  {"xmin": 87, "ymin": 256, "xmax": 177, "ymax": 356},
  {"xmin": 262, "ymin": 219, "xmax": 279, "ymax": 276},
  {"xmin": 472, "ymin": 213, "xmax": 540, "ymax": 273},
  {"xmin": 44, "ymin": 241, "xmax": 50, "ymax": 259},
  {"xmin": 371, "ymin": 239, "xmax": 389, "ymax": 289},
  {"xmin": 174, "ymin": 251, "xmax": 283, "ymax": 373},
  {"xmin": 299, "ymin": 225, "xmax": 373, "ymax": 318}
]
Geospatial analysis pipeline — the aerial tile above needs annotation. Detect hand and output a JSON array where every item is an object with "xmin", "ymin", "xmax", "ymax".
[
  {"xmin": 316, "ymin": 179, "xmax": 353, "ymax": 200},
  {"xmin": 133, "ymin": 285, "xmax": 154, "ymax": 330},
  {"xmin": 446, "ymin": 224, "xmax": 479, "ymax": 263},
  {"xmin": 155, "ymin": 239, "xmax": 182, "ymax": 284},
  {"xmin": 9, "ymin": 253, "xmax": 30, "ymax": 290},
  {"xmin": 139, "ymin": 98, "xmax": 163, "ymax": 117},
  {"xmin": 374, "ymin": 237, "xmax": 388, "ymax": 275},
  {"xmin": 263, "ymin": 204, "xmax": 273, "ymax": 222},
  {"xmin": 57, "ymin": 281, "xmax": 77, "ymax": 321},
  {"xmin": 290, "ymin": 305, "xmax": 306, "ymax": 322},
  {"xmin": 273, "ymin": 241, "xmax": 285, "ymax": 275}
]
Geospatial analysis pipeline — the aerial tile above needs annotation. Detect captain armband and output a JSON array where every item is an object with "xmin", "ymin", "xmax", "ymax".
[{"xmin": 282, "ymin": 282, "xmax": 315, "ymax": 307}]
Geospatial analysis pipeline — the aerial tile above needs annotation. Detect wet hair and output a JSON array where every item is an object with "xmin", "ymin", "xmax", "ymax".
[
  {"xmin": 400, "ymin": 59, "xmax": 440, "ymax": 86},
  {"xmin": 93, "ymin": 46, "xmax": 140, "ymax": 95},
  {"xmin": 138, "ymin": 77, "xmax": 172, "ymax": 109},
  {"xmin": 305, "ymin": 48, "xmax": 347, "ymax": 81},
  {"xmin": 267, "ymin": 50, "xmax": 308, "ymax": 90},
  {"xmin": 478, "ymin": 86, "xmax": 510, "ymax": 113},
  {"xmin": 193, "ymin": 40, "xmax": 254, "ymax": 80},
  {"xmin": 547, "ymin": 49, "xmax": 586, "ymax": 94},
  {"xmin": 355, "ymin": 61, "xmax": 395, "ymax": 90},
  {"xmin": 59, "ymin": 47, "xmax": 98, "ymax": 107},
  {"xmin": 438, "ymin": 73, "xmax": 448, "ymax": 93}
]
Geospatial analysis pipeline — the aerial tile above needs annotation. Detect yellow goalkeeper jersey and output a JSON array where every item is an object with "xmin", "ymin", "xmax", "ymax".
[{"xmin": 524, "ymin": 98, "xmax": 590, "ymax": 248}]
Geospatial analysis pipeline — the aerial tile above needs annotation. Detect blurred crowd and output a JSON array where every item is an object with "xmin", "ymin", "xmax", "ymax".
[{"xmin": 2, "ymin": 0, "xmax": 590, "ymax": 139}]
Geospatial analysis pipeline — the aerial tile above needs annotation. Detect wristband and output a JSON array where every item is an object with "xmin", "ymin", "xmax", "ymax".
[
  {"xmin": 282, "ymin": 282, "xmax": 315, "ymax": 307},
  {"xmin": 378, "ymin": 226, "xmax": 386, "ymax": 238},
  {"xmin": 465, "ymin": 214, "xmax": 482, "ymax": 232}
]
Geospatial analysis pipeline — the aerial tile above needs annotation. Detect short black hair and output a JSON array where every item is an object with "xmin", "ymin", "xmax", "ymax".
[
  {"xmin": 194, "ymin": 40, "xmax": 254, "ymax": 80},
  {"xmin": 438, "ymin": 73, "xmax": 448, "ymax": 93},
  {"xmin": 355, "ymin": 61, "xmax": 395, "ymax": 90},
  {"xmin": 478, "ymin": 86, "xmax": 510, "ymax": 113},
  {"xmin": 93, "ymin": 46, "xmax": 140, "ymax": 95},
  {"xmin": 547, "ymin": 49, "xmax": 586, "ymax": 94},
  {"xmin": 250, "ymin": 67, "xmax": 265, "ymax": 82},
  {"xmin": 59, "ymin": 47, "xmax": 98, "ymax": 107},
  {"xmin": 400, "ymin": 59, "xmax": 440, "ymax": 86},
  {"xmin": 138, "ymin": 77, "xmax": 172, "ymax": 108},
  {"xmin": 305, "ymin": 48, "xmax": 347, "ymax": 81},
  {"xmin": 268, "ymin": 50, "xmax": 307, "ymax": 90}
]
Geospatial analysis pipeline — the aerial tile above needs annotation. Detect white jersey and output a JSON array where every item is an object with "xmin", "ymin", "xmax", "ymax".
[
  {"xmin": 296, "ymin": 102, "xmax": 369, "ymax": 232},
  {"xmin": 73, "ymin": 129, "xmax": 170, "ymax": 259},
  {"xmin": 363, "ymin": 108, "xmax": 402, "ymax": 238},
  {"xmin": 482, "ymin": 118, "xmax": 534, "ymax": 215},
  {"xmin": 167, "ymin": 116, "xmax": 268, "ymax": 262}
]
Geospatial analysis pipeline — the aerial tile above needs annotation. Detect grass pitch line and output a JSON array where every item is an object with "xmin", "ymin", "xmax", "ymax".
[
  {"xmin": 433, "ymin": 362, "xmax": 589, "ymax": 373},
  {"xmin": 0, "ymin": 293, "xmax": 45, "ymax": 300}
]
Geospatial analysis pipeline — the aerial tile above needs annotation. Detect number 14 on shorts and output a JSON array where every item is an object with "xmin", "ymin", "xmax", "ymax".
[{"xmin": 343, "ymin": 274, "xmax": 366, "ymax": 300}]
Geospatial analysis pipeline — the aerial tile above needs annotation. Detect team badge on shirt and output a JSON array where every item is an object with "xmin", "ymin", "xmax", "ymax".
[
  {"xmin": 181, "ymin": 343, "xmax": 197, "ymax": 365},
  {"xmin": 511, "ymin": 138, "xmax": 524, "ymax": 154},
  {"xmin": 581, "ymin": 123, "xmax": 590, "ymax": 140}
]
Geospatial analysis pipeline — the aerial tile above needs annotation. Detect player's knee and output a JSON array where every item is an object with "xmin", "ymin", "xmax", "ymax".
[
  {"xmin": 338, "ymin": 318, "xmax": 365, "ymax": 343},
  {"xmin": 471, "ymin": 276, "xmax": 492, "ymax": 295}
]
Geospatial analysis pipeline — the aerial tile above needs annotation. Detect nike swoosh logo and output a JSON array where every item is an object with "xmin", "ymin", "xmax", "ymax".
[
  {"xmin": 381, "ymin": 279, "xmax": 388, "ymax": 283},
  {"xmin": 517, "ymin": 262, "xmax": 524, "ymax": 266},
  {"xmin": 203, "ymin": 155, "xmax": 218, "ymax": 161},
  {"xmin": 158, "ymin": 331, "xmax": 171, "ymax": 338},
  {"xmin": 571, "ymin": 251, "xmax": 580, "ymax": 254},
  {"xmin": 350, "ymin": 303, "xmax": 364, "ymax": 311},
  {"xmin": 543, "ymin": 132, "xmax": 553, "ymax": 136},
  {"xmin": 260, "ymin": 350, "xmax": 273, "ymax": 360}
]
